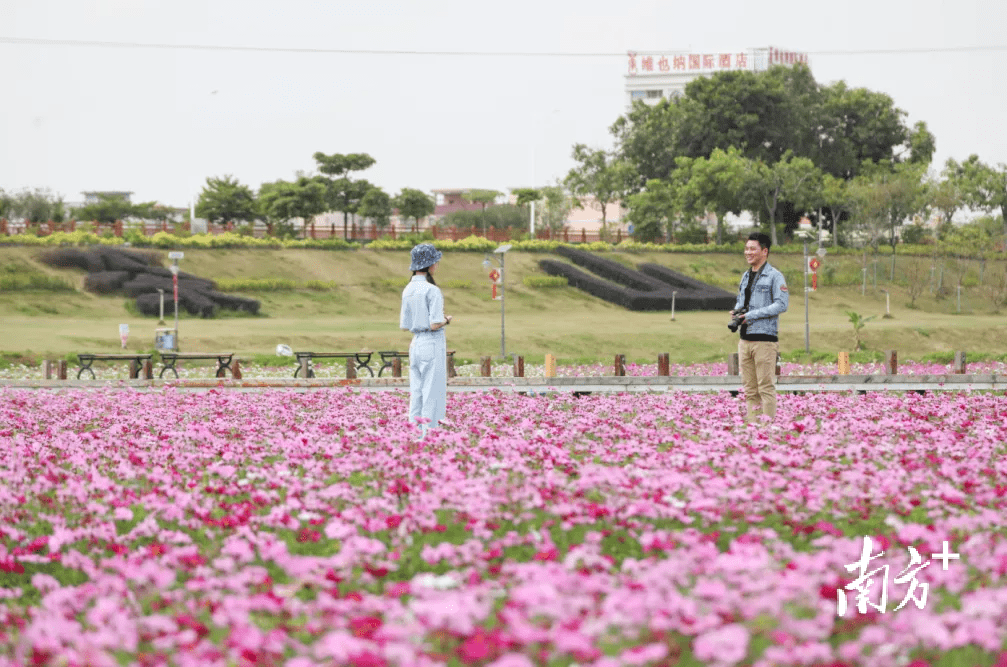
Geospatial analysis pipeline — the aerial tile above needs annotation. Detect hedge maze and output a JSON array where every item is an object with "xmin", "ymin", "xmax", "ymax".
[
  {"xmin": 39, "ymin": 247, "xmax": 260, "ymax": 317},
  {"xmin": 539, "ymin": 246, "xmax": 736, "ymax": 311}
]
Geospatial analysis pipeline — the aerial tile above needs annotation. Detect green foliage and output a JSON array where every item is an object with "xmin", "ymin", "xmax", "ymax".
[
  {"xmin": 195, "ymin": 175, "xmax": 258, "ymax": 224},
  {"xmin": 511, "ymin": 188, "xmax": 540, "ymax": 207},
  {"xmin": 257, "ymin": 177, "xmax": 328, "ymax": 239},
  {"xmin": 358, "ymin": 187, "xmax": 393, "ymax": 228},
  {"xmin": 0, "ymin": 271, "xmax": 74, "ymax": 291},
  {"xmin": 8, "ymin": 187, "xmax": 66, "ymax": 223},
  {"xmin": 564, "ymin": 144, "xmax": 634, "ymax": 239},
  {"xmin": 394, "ymin": 188, "xmax": 434, "ymax": 225},
  {"xmin": 72, "ymin": 193, "xmax": 136, "ymax": 224},
  {"xmin": 845, "ymin": 310, "xmax": 876, "ymax": 350},
  {"xmin": 523, "ymin": 275, "xmax": 569, "ymax": 288},
  {"xmin": 215, "ymin": 278, "xmax": 338, "ymax": 292},
  {"xmin": 442, "ymin": 205, "xmax": 526, "ymax": 231},
  {"xmin": 626, "ymin": 179, "xmax": 675, "ymax": 243}
]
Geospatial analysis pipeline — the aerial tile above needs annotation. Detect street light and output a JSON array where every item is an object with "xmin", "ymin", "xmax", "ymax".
[{"xmin": 483, "ymin": 244, "xmax": 512, "ymax": 358}]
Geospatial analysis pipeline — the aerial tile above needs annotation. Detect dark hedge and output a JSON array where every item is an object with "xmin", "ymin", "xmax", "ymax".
[
  {"xmin": 540, "ymin": 248, "xmax": 738, "ymax": 312},
  {"xmin": 40, "ymin": 247, "xmax": 254, "ymax": 317}
]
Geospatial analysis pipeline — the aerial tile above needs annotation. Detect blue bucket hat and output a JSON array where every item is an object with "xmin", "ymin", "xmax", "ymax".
[{"xmin": 409, "ymin": 243, "xmax": 442, "ymax": 271}]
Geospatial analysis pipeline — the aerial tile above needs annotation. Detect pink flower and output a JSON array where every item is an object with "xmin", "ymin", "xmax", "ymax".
[{"xmin": 693, "ymin": 624, "xmax": 749, "ymax": 665}]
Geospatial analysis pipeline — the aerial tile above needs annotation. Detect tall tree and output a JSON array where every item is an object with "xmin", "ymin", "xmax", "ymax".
[
  {"xmin": 960, "ymin": 155, "xmax": 1007, "ymax": 238},
  {"xmin": 11, "ymin": 187, "xmax": 66, "ymax": 223},
  {"xmin": 740, "ymin": 152, "xmax": 822, "ymax": 247},
  {"xmin": 564, "ymin": 145, "xmax": 633, "ymax": 241},
  {"xmin": 195, "ymin": 175, "xmax": 257, "ymax": 225},
  {"xmin": 537, "ymin": 183, "xmax": 574, "ymax": 233},
  {"xmin": 463, "ymin": 189, "xmax": 503, "ymax": 235},
  {"xmin": 258, "ymin": 177, "xmax": 327, "ymax": 239},
  {"xmin": 672, "ymin": 147, "xmax": 751, "ymax": 244},
  {"xmin": 609, "ymin": 97, "xmax": 684, "ymax": 191},
  {"xmin": 394, "ymin": 188, "xmax": 434, "ymax": 227},
  {"xmin": 930, "ymin": 158, "xmax": 968, "ymax": 237},
  {"xmin": 358, "ymin": 187, "xmax": 393, "ymax": 229},
  {"xmin": 626, "ymin": 179, "xmax": 677, "ymax": 243},
  {"xmin": 313, "ymin": 152, "xmax": 376, "ymax": 240},
  {"xmin": 511, "ymin": 188, "xmax": 541, "ymax": 207}
]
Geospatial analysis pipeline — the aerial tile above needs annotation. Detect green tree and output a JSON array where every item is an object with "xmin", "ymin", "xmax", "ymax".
[
  {"xmin": 0, "ymin": 188, "xmax": 13, "ymax": 220},
  {"xmin": 538, "ymin": 184, "xmax": 574, "ymax": 234},
  {"xmin": 959, "ymin": 155, "xmax": 1007, "ymax": 238},
  {"xmin": 195, "ymin": 175, "xmax": 258, "ymax": 225},
  {"xmin": 610, "ymin": 97, "xmax": 684, "ymax": 191},
  {"xmin": 626, "ymin": 179, "xmax": 676, "ymax": 243},
  {"xmin": 511, "ymin": 188, "xmax": 541, "ymax": 207},
  {"xmin": 564, "ymin": 145, "xmax": 633, "ymax": 241},
  {"xmin": 358, "ymin": 187, "xmax": 393, "ymax": 229},
  {"xmin": 73, "ymin": 193, "xmax": 132, "ymax": 224},
  {"xmin": 313, "ymin": 152, "xmax": 377, "ymax": 239},
  {"xmin": 929, "ymin": 158, "xmax": 968, "ymax": 237},
  {"xmin": 258, "ymin": 177, "xmax": 327, "ymax": 239},
  {"xmin": 741, "ymin": 152, "xmax": 822, "ymax": 247},
  {"xmin": 463, "ymin": 189, "xmax": 503, "ymax": 235},
  {"xmin": 394, "ymin": 188, "xmax": 434, "ymax": 227},
  {"xmin": 672, "ymin": 147, "xmax": 752, "ymax": 244}
]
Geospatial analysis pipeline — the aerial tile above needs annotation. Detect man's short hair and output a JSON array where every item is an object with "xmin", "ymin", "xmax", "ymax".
[{"xmin": 748, "ymin": 232, "xmax": 772, "ymax": 252}]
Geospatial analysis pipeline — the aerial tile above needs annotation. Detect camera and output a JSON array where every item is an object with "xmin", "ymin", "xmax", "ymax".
[{"xmin": 727, "ymin": 307, "xmax": 748, "ymax": 332}]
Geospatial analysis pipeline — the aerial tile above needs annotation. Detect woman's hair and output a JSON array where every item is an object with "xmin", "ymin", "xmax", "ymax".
[{"xmin": 412, "ymin": 269, "xmax": 436, "ymax": 286}]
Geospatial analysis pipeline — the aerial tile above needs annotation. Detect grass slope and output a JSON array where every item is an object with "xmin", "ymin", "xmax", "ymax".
[{"xmin": 1, "ymin": 246, "xmax": 1005, "ymax": 365}]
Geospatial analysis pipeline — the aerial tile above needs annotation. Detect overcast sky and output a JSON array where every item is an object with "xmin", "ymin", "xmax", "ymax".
[{"xmin": 1, "ymin": 0, "xmax": 1004, "ymax": 209}]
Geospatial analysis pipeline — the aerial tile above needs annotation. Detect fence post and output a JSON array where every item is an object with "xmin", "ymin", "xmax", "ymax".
[
  {"xmin": 392, "ymin": 357, "xmax": 402, "ymax": 378},
  {"xmin": 614, "ymin": 354, "xmax": 626, "ymax": 376},
  {"xmin": 231, "ymin": 360, "xmax": 241, "ymax": 380},
  {"xmin": 129, "ymin": 359, "xmax": 140, "ymax": 379},
  {"xmin": 143, "ymin": 360, "xmax": 153, "ymax": 380},
  {"xmin": 480, "ymin": 356, "xmax": 492, "ymax": 377},
  {"xmin": 657, "ymin": 353, "xmax": 670, "ymax": 376},
  {"xmin": 837, "ymin": 351, "xmax": 851, "ymax": 375},
  {"xmin": 346, "ymin": 357, "xmax": 357, "ymax": 380},
  {"xmin": 513, "ymin": 355, "xmax": 524, "ymax": 378},
  {"xmin": 726, "ymin": 353, "xmax": 739, "ymax": 376},
  {"xmin": 114, "ymin": 220, "xmax": 124, "ymax": 237},
  {"xmin": 58, "ymin": 360, "xmax": 67, "ymax": 380},
  {"xmin": 0, "ymin": 219, "xmax": 7, "ymax": 235},
  {"xmin": 953, "ymin": 351, "xmax": 967, "ymax": 374},
  {"xmin": 300, "ymin": 356, "xmax": 311, "ymax": 379},
  {"xmin": 545, "ymin": 354, "xmax": 557, "ymax": 378},
  {"xmin": 44, "ymin": 360, "xmax": 53, "ymax": 380},
  {"xmin": 884, "ymin": 350, "xmax": 898, "ymax": 375},
  {"xmin": 447, "ymin": 353, "xmax": 456, "ymax": 378},
  {"xmin": 581, "ymin": 228, "xmax": 587, "ymax": 243}
]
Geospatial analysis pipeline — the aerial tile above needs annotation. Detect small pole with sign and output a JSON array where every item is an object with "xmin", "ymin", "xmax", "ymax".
[
  {"xmin": 169, "ymin": 251, "xmax": 184, "ymax": 349},
  {"xmin": 483, "ymin": 244, "xmax": 512, "ymax": 358}
]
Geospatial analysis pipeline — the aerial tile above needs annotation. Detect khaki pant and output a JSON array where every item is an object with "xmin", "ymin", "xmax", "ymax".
[{"xmin": 739, "ymin": 339, "xmax": 779, "ymax": 421}]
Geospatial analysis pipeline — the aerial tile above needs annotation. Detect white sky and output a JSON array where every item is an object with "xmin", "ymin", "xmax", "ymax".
[{"xmin": 1, "ymin": 0, "xmax": 1005, "ymax": 208}]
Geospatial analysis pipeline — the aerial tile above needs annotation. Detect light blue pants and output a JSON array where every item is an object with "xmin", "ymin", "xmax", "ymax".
[{"xmin": 409, "ymin": 331, "xmax": 447, "ymax": 437}]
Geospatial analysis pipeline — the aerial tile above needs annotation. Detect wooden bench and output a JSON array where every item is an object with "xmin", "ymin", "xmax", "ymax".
[
  {"xmin": 293, "ymin": 351, "xmax": 375, "ymax": 378},
  {"xmin": 76, "ymin": 353, "xmax": 154, "ymax": 380},
  {"xmin": 159, "ymin": 352, "xmax": 235, "ymax": 379},
  {"xmin": 377, "ymin": 350, "xmax": 457, "ymax": 377}
]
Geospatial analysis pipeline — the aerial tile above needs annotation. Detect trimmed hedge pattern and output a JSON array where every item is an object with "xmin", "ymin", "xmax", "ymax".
[
  {"xmin": 539, "ymin": 247, "xmax": 737, "ymax": 312},
  {"xmin": 39, "ymin": 246, "xmax": 259, "ymax": 317}
]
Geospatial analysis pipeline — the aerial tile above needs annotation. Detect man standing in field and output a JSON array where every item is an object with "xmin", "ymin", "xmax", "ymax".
[{"xmin": 731, "ymin": 232, "xmax": 789, "ymax": 422}]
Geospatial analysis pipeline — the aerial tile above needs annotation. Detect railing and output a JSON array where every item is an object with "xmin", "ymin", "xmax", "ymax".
[{"xmin": 0, "ymin": 219, "xmax": 624, "ymax": 244}]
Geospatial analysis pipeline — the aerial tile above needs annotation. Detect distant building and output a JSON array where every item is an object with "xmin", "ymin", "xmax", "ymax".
[
  {"xmin": 624, "ymin": 47, "xmax": 809, "ymax": 107},
  {"xmin": 431, "ymin": 189, "xmax": 504, "ymax": 220}
]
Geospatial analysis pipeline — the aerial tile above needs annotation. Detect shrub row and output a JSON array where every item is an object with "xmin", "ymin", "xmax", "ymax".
[
  {"xmin": 522, "ymin": 275, "xmax": 569, "ymax": 288},
  {"xmin": 0, "ymin": 273, "xmax": 75, "ymax": 291},
  {"xmin": 215, "ymin": 278, "xmax": 338, "ymax": 292}
]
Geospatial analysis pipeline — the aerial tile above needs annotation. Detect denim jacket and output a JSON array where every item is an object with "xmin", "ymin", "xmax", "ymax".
[{"xmin": 734, "ymin": 261, "xmax": 789, "ymax": 337}]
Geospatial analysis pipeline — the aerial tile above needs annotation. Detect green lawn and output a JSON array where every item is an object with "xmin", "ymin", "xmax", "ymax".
[{"xmin": 1, "ymin": 246, "xmax": 1005, "ymax": 365}]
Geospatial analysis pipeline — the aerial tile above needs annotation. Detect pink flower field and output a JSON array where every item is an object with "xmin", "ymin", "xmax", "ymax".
[{"xmin": 2, "ymin": 387, "xmax": 1007, "ymax": 667}]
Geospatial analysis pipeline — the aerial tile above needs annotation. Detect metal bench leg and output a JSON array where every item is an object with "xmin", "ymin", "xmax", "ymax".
[
  {"xmin": 160, "ymin": 360, "xmax": 179, "ymax": 379},
  {"xmin": 77, "ymin": 364, "xmax": 95, "ymax": 380},
  {"xmin": 216, "ymin": 358, "xmax": 233, "ymax": 378}
]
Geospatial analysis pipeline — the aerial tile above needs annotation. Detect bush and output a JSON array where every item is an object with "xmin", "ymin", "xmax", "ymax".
[
  {"xmin": 522, "ymin": 275, "xmax": 568, "ymax": 288},
  {"xmin": 0, "ymin": 273, "xmax": 75, "ymax": 291}
]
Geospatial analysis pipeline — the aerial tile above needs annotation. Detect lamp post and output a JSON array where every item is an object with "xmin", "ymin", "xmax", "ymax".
[
  {"xmin": 169, "ymin": 251, "xmax": 183, "ymax": 349},
  {"xmin": 483, "ymin": 244, "xmax": 512, "ymax": 358}
]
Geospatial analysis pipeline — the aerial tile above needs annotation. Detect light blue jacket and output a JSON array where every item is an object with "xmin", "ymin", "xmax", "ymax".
[{"xmin": 734, "ymin": 261, "xmax": 789, "ymax": 337}]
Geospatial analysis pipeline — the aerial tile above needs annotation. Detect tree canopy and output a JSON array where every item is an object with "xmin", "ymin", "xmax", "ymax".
[{"xmin": 195, "ymin": 175, "xmax": 257, "ymax": 224}]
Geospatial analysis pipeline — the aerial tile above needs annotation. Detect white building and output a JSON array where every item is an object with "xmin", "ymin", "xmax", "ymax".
[{"xmin": 625, "ymin": 47, "xmax": 809, "ymax": 106}]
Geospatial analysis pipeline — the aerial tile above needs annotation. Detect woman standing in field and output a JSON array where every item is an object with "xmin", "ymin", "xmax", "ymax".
[{"xmin": 400, "ymin": 243, "xmax": 452, "ymax": 439}]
